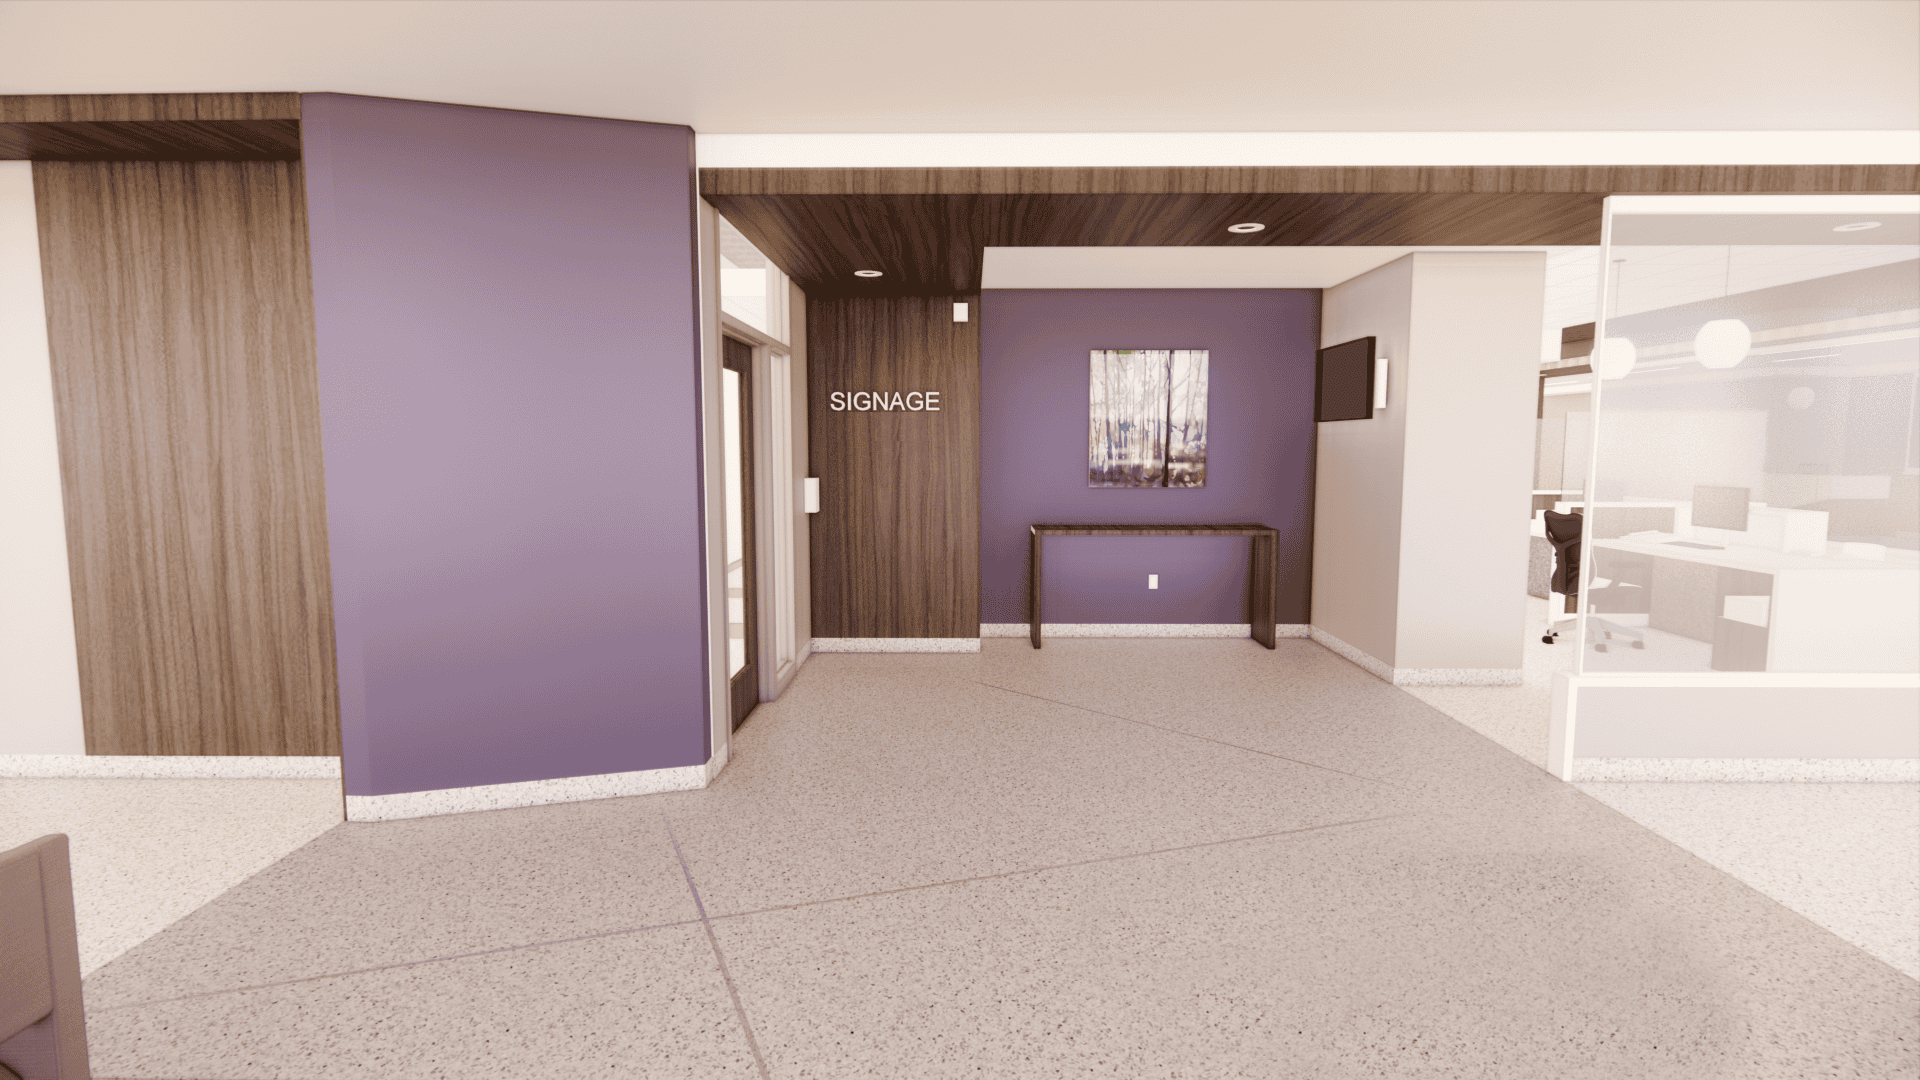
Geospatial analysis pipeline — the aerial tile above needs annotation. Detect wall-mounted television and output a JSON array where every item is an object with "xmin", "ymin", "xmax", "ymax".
[{"xmin": 1315, "ymin": 336, "xmax": 1376, "ymax": 422}]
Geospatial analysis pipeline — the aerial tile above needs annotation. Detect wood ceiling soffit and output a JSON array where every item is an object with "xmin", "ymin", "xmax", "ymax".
[
  {"xmin": 0, "ymin": 94, "xmax": 303, "ymax": 161},
  {"xmin": 701, "ymin": 164, "xmax": 1920, "ymax": 197},
  {"xmin": 706, "ymin": 191, "xmax": 1607, "ymax": 295}
]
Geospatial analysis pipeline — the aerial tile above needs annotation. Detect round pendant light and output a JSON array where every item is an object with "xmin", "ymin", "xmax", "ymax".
[
  {"xmin": 853, "ymin": 270, "xmax": 883, "ymax": 278},
  {"xmin": 1593, "ymin": 337, "xmax": 1638, "ymax": 380},
  {"xmin": 1694, "ymin": 319, "xmax": 1752, "ymax": 370},
  {"xmin": 1226, "ymin": 223, "xmax": 1265, "ymax": 234}
]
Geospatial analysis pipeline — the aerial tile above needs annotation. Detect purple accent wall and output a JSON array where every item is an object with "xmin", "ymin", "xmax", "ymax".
[
  {"xmin": 980, "ymin": 289, "xmax": 1320, "ymax": 625},
  {"xmin": 301, "ymin": 95, "xmax": 707, "ymax": 797}
]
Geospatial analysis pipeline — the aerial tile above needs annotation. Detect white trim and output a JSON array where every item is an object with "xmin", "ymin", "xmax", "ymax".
[
  {"xmin": 696, "ymin": 200, "xmax": 730, "ymax": 776},
  {"xmin": 344, "ymin": 763, "xmax": 708, "ymax": 822},
  {"xmin": 1309, "ymin": 627, "xmax": 1519, "ymax": 686},
  {"xmin": 1606, "ymin": 194, "xmax": 1920, "ymax": 215},
  {"xmin": 810, "ymin": 638, "xmax": 981, "ymax": 654},
  {"xmin": 693, "ymin": 131, "xmax": 1920, "ymax": 170},
  {"xmin": 0, "ymin": 755, "xmax": 340, "ymax": 779},
  {"xmin": 1573, "ymin": 757, "xmax": 1919, "ymax": 783},
  {"xmin": 1310, "ymin": 626, "xmax": 1397, "ymax": 683}
]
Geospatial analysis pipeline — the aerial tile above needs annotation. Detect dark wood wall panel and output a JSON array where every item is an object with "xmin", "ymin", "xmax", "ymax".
[
  {"xmin": 1, "ymin": 94, "xmax": 302, "ymax": 161},
  {"xmin": 35, "ymin": 161, "xmax": 339, "ymax": 756},
  {"xmin": 809, "ymin": 296, "xmax": 979, "ymax": 638},
  {"xmin": 703, "ymin": 164, "xmax": 1920, "ymax": 196}
]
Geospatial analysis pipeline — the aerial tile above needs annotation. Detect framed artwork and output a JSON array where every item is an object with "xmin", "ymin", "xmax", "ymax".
[{"xmin": 1088, "ymin": 349, "xmax": 1209, "ymax": 487}]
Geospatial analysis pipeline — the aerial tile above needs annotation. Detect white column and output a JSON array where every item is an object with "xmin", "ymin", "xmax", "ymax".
[{"xmin": 0, "ymin": 161, "xmax": 86, "ymax": 754}]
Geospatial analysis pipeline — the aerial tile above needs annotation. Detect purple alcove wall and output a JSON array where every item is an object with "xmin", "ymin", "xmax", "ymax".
[{"xmin": 979, "ymin": 289, "xmax": 1320, "ymax": 626}]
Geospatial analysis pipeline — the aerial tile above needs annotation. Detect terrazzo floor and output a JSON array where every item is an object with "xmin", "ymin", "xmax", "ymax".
[{"xmin": 3, "ymin": 632, "xmax": 1915, "ymax": 1079}]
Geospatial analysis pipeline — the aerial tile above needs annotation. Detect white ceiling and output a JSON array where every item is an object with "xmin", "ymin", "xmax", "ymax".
[{"xmin": 3, "ymin": 0, "xmax": 1916, "ymax": 134}]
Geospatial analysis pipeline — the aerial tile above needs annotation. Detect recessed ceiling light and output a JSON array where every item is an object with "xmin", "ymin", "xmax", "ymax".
[
  {"xmin": 1832, "ymin": 221, "xmax": 1882, "ymax": 232},
  {"xmin": 1227, "ymin": 222, "xmax": 1266, "ymax": 234},
  {"xmin": 854, "ymin": 269, "xmax": 884, "ymax": 277}
]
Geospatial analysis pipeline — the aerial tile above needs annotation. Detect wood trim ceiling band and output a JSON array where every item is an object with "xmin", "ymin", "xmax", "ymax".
[{"xmin": 0, "ymin": 94, "xmax": 303, "ymax": 161}]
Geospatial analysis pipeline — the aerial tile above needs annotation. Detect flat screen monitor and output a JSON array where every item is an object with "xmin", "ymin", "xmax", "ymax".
[
  {"xmin": 1693, "ymin": 485, "xmax": 1750, "ymax": 532},
  {"xmin": 1315, "ymin": 337, "xmax": 1375, "ymax": 421}
]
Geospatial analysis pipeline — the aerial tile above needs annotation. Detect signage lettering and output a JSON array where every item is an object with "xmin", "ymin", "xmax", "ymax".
[{"xmin": 829, "ymin": 390, "xmax": 941, "ymax": 412}]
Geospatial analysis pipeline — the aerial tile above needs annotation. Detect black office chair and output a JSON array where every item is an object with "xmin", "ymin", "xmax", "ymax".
[{"xmin": 1542, "ymin": 510, "xmax": 1647, "ymax": 652}]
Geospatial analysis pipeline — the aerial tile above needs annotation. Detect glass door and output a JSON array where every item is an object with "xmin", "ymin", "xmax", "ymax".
[{"xmin": 722, "ymin": 335, "xmax": 759, "ymax": 728}]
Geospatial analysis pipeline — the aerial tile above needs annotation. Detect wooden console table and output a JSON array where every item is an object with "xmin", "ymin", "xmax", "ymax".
[{"xmin": 1028, "ymin": 523, "xmax": 1281, "ymax": 649}]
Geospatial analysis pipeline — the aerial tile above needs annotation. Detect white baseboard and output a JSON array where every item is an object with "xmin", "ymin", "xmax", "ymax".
[
  {"xmin": 345, "ymin": 763, "xmax": 709, "ymax": 822},
  {"xmin": 1308, "ymin": 628, "xmax": 1520, "ymax": 687},
  {"xmin": 0, "ymin": 754, "xmax": 341, "ymax": 779},
  {"xmin": 980, "ymin": 624, "xmax": 1313, "ymax": 639},
  {"xmin": 810, "ymin": 638, "xmax": 981, "ymax": 653},
  {"xmin": 1573, "ymin": 757, "xmax": 1920, "ymax": 783}
]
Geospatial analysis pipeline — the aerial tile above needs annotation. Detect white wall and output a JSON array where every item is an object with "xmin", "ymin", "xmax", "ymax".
[
  {"xmin": 0, "ymin": 161, "xmax": 86, "ymax": 754},
  {"xmin": 1313, "ymin": 257, "xmax": 1414, "ymax": 666},
  {"xmin": 1313, "ymin": 251, "xmax": 1545, "ymax": 676},
  {"xmin": 1396, "ymin": 252, "xmax": 1544, "ymax": 670},
  {"xmin": 697, "ymin": 199, "xmax": 728, "ymax": 777}
]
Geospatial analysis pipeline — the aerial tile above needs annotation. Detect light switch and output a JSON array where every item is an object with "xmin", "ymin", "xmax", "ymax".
[{"xmin": 1148, "ymin": 574, "xmax": 1159, "ymax": 589}]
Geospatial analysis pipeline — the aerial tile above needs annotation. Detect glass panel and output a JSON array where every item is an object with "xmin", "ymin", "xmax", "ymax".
[
  {"xmin": 723, "ymin": 367, "xmax": 746, "ymax": 677},
  {"xmin": 1580, "ymin": 196, "xmax": 1919, "ymax": 673},
  {"xmin": 719, "ymin": 216, "xmax": 769, "ymax": 335}
]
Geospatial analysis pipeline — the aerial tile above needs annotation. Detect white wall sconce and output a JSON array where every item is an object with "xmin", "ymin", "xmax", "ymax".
[
  {"xmin": 1373, "ymin": 357, "xmax": 1389, "ymax": 409},
  {"xmin": 1694, "ymin": 319, "xmax": 1752, "ymax": 369},
  {"xmin": 953, "ymin": 302, "xmax": 968, "ymax": 322},
  {"xmin": 1593, "ymin": 336, "xmax": 1638, "ymax": 380},
  {"xmin": 803, "ymin": 477, "xmax": 819, "ymax": 514}
]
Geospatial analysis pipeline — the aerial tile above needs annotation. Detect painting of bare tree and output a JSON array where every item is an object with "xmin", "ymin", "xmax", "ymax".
[{"xmin": 1088, "ymin": 349, "xmax": 1208, "ymax": 487}]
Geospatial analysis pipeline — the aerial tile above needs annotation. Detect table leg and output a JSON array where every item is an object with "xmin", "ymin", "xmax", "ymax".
[
  {"xmin": 1029, "ymin": 530, "xmax": 1043, "ymax": 649},
  {"xmin": 1250, "ymin": 532, "xmax": 1276, "ymax": 649}
]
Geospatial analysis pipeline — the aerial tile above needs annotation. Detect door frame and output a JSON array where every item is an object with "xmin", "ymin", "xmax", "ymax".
[{"xmin": 721, "ymin": 310, "xmax": 802, "ymax": 701}]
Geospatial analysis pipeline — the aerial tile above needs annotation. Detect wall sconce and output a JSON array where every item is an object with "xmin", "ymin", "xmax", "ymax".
[{"xmin": 803, "ymin": 477, "xmax": 819, "ymax": 514}]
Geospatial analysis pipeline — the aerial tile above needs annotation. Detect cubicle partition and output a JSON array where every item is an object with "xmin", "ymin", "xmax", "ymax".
[{"xmin": 1550, "ymin": 193, "xmax": 1920, "ymax": 781}]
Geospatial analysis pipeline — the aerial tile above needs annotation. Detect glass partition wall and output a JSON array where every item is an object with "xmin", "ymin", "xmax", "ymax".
[{"xmin": 1571, "ymin": 195, "xmax": 1920, "ymax": 674}]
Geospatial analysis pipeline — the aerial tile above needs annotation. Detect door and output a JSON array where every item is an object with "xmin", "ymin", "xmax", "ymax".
[{"xmin": 722, "ymin": 336, "xmax": 759, "ymax": 729}]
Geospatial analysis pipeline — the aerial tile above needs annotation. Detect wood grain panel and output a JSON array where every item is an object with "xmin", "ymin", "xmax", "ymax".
[
  {"xmin": 708, "ymin": 191, "xmax": 1606, "ymax": 295},
  {"xmin": 702, "ymin": 164, "xmax": 1920, "ymax": 196},
  {"xmin": 1, "ymin": 94, "xmax": 303, "ymax": 162},
  {"xmin": 808, "ymin": 296, "xmax": 979, "ymax": 638},
  {"xmin": 1, "ymin": 94, "xmax": 302, "ymax": 123},
  {"xmin": 35, "ymin": 161, "xmax": 339, "ymax": 756}
]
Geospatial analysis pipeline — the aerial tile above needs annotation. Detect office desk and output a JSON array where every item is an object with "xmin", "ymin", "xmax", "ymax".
[
  {"xmin": 1590, "ymin": 534, "xmax": 1920, "ymax": 671},
  {"xmin": 1029, "ymin": 523, "xmax": 1279, "ymax": 649}
]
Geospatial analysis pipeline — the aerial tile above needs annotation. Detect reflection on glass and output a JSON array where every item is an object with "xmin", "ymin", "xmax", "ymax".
[
  {"xmin": 723, "ymin": 367, "xmax": 745, "ymax": 677},
  {"xmin": 1578, "ymin": 204, "xmax": 1919, "ymax": 674}
]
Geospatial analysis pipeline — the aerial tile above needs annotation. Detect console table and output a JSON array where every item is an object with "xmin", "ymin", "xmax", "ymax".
[{"xmin": 1028, "ymin": 523, "xmax": 1281, "ymax": 649}]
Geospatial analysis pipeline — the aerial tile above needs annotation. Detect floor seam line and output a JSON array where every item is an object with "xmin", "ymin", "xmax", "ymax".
[
  {"xmin": 664, "ymin": 812, "xmax": 771, "ymax": 1080},
  {"xmin": 974, "ymin": 678, "xmax": 1406, "ymax": 788},
  {"xmin": 703, "ymin": 812, "xmax": 1418, "ymax": 923},
  {"xmin": 84, "ymin": 915, "xmax": 709, "ymax": 1013}
]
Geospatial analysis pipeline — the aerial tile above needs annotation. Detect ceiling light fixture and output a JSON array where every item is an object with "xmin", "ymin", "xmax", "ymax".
[
  {"xmin": 1226, "ymin": 223, "xmax": 1265, "ymax": 234},
  {"xmin": 1832, "ymin": 221, "xmax": 1882, "ymax": 232},
  {"xmin": 853, "ymin": 270, "xmax": 883, "ymax": 277}
]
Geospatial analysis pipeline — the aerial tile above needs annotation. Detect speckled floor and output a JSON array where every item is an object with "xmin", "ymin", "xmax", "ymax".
[{"xmin": 12, "ymin": 637, "xmax": 1911, "ymax": 1080}]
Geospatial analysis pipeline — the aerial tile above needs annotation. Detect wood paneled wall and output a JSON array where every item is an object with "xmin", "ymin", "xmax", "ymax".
[
  {"xmin": 1, "ymin": 94, "xmax": 302, "ymax": 161},
  {"xmin": 809, "ymin": 295, "xmax": 979, "ymax": 638},
  {"xmin": 34, "ymin": 161, "xmax": 338, "ymax": 756}
]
